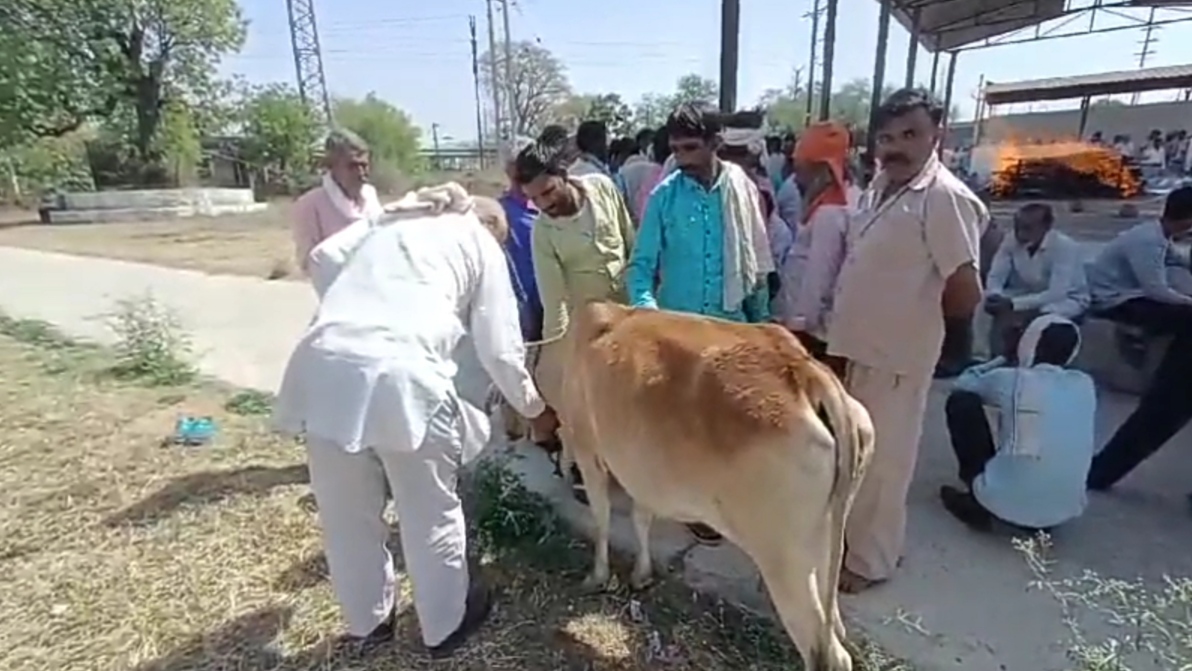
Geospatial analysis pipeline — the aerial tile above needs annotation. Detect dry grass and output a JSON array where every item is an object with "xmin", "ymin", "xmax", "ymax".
[
  {"xmin": 0, "ymin": 171, "xmax": 509, "ymax": 282},
  {"xmin": 0, "ymin": 205, "xmax": 298, "ymax": 280},
  {"xmin": 0, "ymin": 315, "xmax": 907, "ymax": 671}
]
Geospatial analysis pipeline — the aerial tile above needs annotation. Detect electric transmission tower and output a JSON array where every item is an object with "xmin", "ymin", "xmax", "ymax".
[
  {"xmin": 1131, "ymin": 7, "xmax": 1159, "ymax": 105},
  {"xmin": 287, "ymin": 0, "xmax": 333, "ymax": 128}
]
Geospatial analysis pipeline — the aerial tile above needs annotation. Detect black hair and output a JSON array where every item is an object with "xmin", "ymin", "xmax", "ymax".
[
  {"xmin": 576, "ymin": 120, "xmax": 608, "ymax": 154},
  {"xmin": 651, "ymin": 126, "xmax": 671, "ymax": 164},
  {"xmin": 1163, "ymin": 186, "xmax": 1192, "ymax": 221},
  {"xmin": 765, "ymin": 135, "xmax": 782, "ymax": 154},
  {"xmin": 665, "ymin": 103, "xmax": 721, "ymax": 141},
  {"xmin": 634, "ymin": 128, "xmax": 654, "ymax": 150},
  {"xmin": 513, "ymin": 135, "xmax": 568, "ymax": 185},
  {"xmin": 609, "ymin": 137, "xmax": 637, "ymax": 163},
  {"xmin": 1034, "ymin": 322, "xmax": 1079, "ymax": 366},
  {"xmin": 1017, "ymin": 202, "xmax": 1055, "ymax": 226},
  {"xmin": 538, "ymin": 124, "xmax": 569, "ymax": 146},
  {"xmin": 874, "ymin": 87, "xmax": 944, "ymax": 130}
]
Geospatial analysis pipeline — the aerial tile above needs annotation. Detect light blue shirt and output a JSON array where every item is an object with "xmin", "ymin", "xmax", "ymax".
[
  {"xmin": 775, "ymin": 175, "xmax": 803, "ymax": 228},
  {"xmin": 954, "ymin": 357, "xmax": 1097, "ymax": 529},
  {"xmin": 627, "ymin": 168, "xmax": 769, "ymax": 322},
  {"xmin": 1086, "ymin": 220, "xmax": 1192, "ymax": 309}
]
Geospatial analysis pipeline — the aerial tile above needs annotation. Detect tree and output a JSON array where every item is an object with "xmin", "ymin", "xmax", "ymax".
[
  {"xmin": 1, "ymin": 0, "xmax": 246, "ymax": 165},
  {"xmin": 554, "ymin": 93, "xmax": 633, "ymax": 134},
  {"xmin": 630, "ymin": 74, "xmax": 719, "ymax": 130},
  {"xmin": 632, "ymin": 93, "xmax": 671, "ymax": 129},
  {"xmin": 334, "ymin": 93, "xmax": 423, "ymax": 174},
  {"xmin": 673, "ymin": 74, "xmax": 719, "ymax": 107},
  {"xmin": 759, "ymin": 77, "xmax": 959, "ymax": 133},
  {"xmin": 239, "ymin": 83, "xmax": 320, "ymax": 183},
  {"xmin": 481, "ymin": 41, "xmax": 572, "ymax": 137}
]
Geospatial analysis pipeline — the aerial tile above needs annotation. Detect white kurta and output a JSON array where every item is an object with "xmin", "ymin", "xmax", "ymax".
[{"xmin": 273, "ymin": 209, "xmax": 544, "ymax": 645}]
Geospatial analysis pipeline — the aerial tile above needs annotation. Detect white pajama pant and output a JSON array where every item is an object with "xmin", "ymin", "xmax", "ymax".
[
  {"xmin": 843, "ymin": 362, "xmax": 932, "ymax": 581},
  {"xmin": 305, "ymin": 401, "xmax": 470, "ymax": 647}
]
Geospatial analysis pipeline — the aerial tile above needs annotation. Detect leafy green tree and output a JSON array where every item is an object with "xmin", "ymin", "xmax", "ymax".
[
  {"xmin": 554, "ymin": 93, "xmax": 633, "ymax": 134},
  {"xmin": 240, "ymin": 83, "xmax": 320, "ymax": 186},
  {"xmin": 0, "ymin": 0, "xmax": 246, "ymax": 166},
  {"xmin": 334, "ymin": 93, "xmax": 423, "ymax": 173},
  {"xmin": 672, "ymin": 74, "xmax": 719, "ymax": 107}
]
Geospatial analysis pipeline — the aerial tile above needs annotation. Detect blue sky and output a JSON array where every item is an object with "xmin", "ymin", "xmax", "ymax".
[{"xmin": 222, "ymin": 0, "xmax": 1192, "ymax": 144}]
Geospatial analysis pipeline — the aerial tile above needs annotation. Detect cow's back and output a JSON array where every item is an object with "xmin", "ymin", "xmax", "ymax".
[{"xmin": 562, "ymin": 303, "xmax": 831, "ymax": 519}]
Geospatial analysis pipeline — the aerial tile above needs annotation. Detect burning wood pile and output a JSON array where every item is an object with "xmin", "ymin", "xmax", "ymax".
[{"xmin": 990, "ymin": 141, "xmax": 1142, "ymax": 200}]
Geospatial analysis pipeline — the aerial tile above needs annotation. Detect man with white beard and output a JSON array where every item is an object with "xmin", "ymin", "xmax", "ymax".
[{"xmin": 274, "ymin": 183, "xmax": 556, "ymax": 657}]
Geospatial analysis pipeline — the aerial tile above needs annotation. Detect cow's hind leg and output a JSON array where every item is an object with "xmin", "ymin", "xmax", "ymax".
[
  {"xmin": 629, "ymin": 504, "xmax": 655, "ymax": 590},
  {"xmin": 753, "ymin": 543, "xmax": 852, "ymax": 671}
]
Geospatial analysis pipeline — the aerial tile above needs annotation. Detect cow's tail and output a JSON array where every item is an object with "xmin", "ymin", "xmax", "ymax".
[{"xmin": 802, "ymin": 359, "xmax": 871, "ymax": 651}]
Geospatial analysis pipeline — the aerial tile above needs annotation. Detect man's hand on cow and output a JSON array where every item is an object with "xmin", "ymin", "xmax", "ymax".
[
  {"xmin": 529, "ymin": 406, "xmax": 560, "ymax": 439},
  {"xmin": 984, "ymin": 294, "xmax": 1013, "ymax": 315}
]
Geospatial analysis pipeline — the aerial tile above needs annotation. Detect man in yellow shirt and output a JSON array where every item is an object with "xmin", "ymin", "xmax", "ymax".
[{"xmin": 513, "ymin": 138, "xmax": 635, "ymax": 499}]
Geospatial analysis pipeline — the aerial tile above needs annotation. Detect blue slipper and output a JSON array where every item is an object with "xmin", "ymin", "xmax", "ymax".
[{"xmin": 173, "ymin": 416, "xmax": 217, "ymax": 446}]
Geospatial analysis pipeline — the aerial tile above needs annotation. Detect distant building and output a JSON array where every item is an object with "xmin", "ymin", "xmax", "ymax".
[
  {"xmin": 946, "ymin": 99, "xmax": 1192, "ymax": 149},
  {"xmin": 419, "ymin": 140, "xmax": 499, "ymax": 172}
]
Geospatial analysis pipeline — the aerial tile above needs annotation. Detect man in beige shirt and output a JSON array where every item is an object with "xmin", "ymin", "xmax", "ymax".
[
  {"xmin": 827, "ymin": 88, "xmax": 987, "ymax": 593},
  {"xmin": 513, "ymin": 137, "xmax": 635, "ymax": 498}
]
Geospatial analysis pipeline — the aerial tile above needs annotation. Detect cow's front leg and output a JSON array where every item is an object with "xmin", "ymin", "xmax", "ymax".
[
  {"xmin": 629, "ymin": 504, "xmax": 655, "ymax": 590},
  {"xmin": 574, "ymin": 453, "xmax": 612, "ymax": 592}
]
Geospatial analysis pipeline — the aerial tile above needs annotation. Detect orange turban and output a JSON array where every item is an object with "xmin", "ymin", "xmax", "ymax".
[{"xmin": 793, "ymin": 121, "xmax": 850, "ymax": 221}]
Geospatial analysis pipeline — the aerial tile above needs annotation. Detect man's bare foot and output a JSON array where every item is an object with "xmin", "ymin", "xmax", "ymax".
[{"xmin": 838, "ymin": 567, "xmax": 883, "ymax": 594}]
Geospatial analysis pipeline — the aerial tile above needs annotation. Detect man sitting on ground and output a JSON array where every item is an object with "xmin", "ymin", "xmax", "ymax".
[
  {"xmin": 940, "ymin": 314, "xmax": 1096, "ymax": 533},
  {"xmin": 984, "ymin": 203, "xmax": 1089, "ymax": 358}
]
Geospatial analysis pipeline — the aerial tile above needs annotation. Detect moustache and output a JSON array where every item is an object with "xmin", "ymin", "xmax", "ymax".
[{"xmin": 881, "ymin": 153, "xmax": 910, "ymax": 165}]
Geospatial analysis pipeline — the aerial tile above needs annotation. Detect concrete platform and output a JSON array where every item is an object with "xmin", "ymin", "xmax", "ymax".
[
  {"xmin": 48, "ymin": 202, "xmax": 267, "ymax": 224},
  {"xmin": 47, "ymin": 188, "xmax": 264, "ymax": 224}
]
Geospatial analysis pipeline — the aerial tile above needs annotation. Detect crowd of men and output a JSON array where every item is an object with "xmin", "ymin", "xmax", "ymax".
[{"xmin": 276, "ymin": 86, "xmax": 1192, "ymax": 657}]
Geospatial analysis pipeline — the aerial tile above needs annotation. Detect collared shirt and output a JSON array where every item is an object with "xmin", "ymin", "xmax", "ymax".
[
  {"xmin": 954, "ymin": 358, "xmax": 1096, "ymax": 529},
  {"xmin": 569, "ymin": 155, "xmax": 610, "ymax": 178},
  {"xmin": 776, "ymin": 204, "xmax": 850, "ymax": 337},
  {"xmin": 627, "ymin": 167, "xmax": 770, "ymax": 323},
  {"xmin": 499, "ymin": 190, "xmax": 543, "ymax": 341},
  {"xmin": 1087, "ymin": 220, "xmax": 1192, "ymax": 309},
  {"xmin": 619, "ymin": 155, "xmax": 658, "ymax": 221},
  {"xmin": 273, "ymin": 211, "xmax": 545, "ymax": 454},
  {"xmin": 532, "ymin": 173, "xmax": 635, "ymax": 341},
  {"xmin": 292, "ymin": 186, "xmax": 366, "ymax": 274},
  {"xmin": 986, "ymin": 229, "xmax": 1089, "ymax": 312},
  {"xmin": 828, "ymin": 156, "xmax": 988, "ymax": 377}
]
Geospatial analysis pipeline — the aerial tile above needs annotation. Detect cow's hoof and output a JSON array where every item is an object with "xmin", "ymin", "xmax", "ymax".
[
  {"xmin": 629, "ymin": 570, "xmax": 655, "ymax": 591},
  {"xmin": 581, "ymin": 573, "xmax": 609, "ymax": 594}
]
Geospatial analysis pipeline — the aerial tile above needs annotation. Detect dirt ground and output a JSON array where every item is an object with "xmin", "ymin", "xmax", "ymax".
[
  {"xmin": 0, "ymin": 204, "xmax": 300, "ymax": 280},
  {"xmin": 0, "ymin": 315, "xmax": 906, "ymax": 671},
  {"xmin": 0, "ymin": 171, "xmax": 509, "ymax": 281}
]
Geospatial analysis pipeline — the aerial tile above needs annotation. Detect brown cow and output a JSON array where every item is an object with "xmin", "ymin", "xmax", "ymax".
[{"xmin": 557, "ymin": 302, "xmax": 874, "ymax": 671}]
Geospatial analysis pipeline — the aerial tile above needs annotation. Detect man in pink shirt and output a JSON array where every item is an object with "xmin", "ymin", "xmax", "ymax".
[{"xmin": 292, "ymin": 129, "xmax": 384, "ymax": 277}]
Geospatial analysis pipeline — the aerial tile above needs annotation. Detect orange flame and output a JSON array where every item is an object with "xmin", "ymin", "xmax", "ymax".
[{"xmin": 990, "ymin": 140, "xmax": 1141, "ymax": 199}]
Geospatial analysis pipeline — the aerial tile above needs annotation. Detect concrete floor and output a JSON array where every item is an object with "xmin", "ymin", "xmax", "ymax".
[{"xmin": 0, "ymin": 235, "xmax": 1187, "ymax": 671}]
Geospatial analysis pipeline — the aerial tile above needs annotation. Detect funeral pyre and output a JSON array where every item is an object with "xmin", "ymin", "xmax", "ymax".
[{"xmin": 989, "ymin": 141, "xmax": 1142, "ymax": 200}]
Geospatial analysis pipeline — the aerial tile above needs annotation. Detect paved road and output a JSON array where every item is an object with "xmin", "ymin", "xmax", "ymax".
[{"xmin": 0, "ymin": 245, "xmax": 1189, "ymax": 671}]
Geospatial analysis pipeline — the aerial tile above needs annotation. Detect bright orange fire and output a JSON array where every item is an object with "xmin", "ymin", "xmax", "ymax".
[{"xmin": 990, "ymin": 140, "xmax": 1142, "ymax": 199}]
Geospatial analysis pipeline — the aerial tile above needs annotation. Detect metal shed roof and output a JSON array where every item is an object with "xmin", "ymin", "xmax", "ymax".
[
  {"xmin": 984, "ymin": 64, "xmax": 1192, "ymax": 104},
  {"xmin": 891, "ymin": 0, "xmax": 1068, "ymax": 52}
]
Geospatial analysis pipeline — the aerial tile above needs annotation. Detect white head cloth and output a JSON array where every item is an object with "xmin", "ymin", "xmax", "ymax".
[{"xmin": 722, "ymin": 127, "xmax": 766, "ymax": 157}]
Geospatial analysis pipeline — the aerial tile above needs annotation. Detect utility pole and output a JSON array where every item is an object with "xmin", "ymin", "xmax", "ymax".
[
  {"xmin": 469, "ymin": 15, "xmax": 486, "ymax": 169},
  {"xmin": 286, "ymin": 0, "xmax": 333, "ymax": 128},
  {"xmin": 719, "ymin": 0, "xmax": 741, "ymax": 112},
  {"xmin": 1132, "ymin": 8, "xmax": 1159, "ymax": 105},
  {"xmin": 804, "ymin": 0, "xmax": 824, "ymax": 126},
  {"xmin": 431, "ymin": 123, "xmax": 442, "ymax": 171},
  {"xmin": 485, "ymin": 0, "xmax": 504, "ymax": 141},
  {"xmin": 819, "ymin": 0, "xmax": 838, "ymax": 121},
  {"xmin": 499, "ymin": 0, "xmax": 516, "ymax": 136}
]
